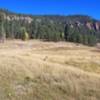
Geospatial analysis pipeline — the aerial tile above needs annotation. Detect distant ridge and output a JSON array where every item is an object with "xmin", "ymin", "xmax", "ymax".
[{"xmin": 0, "ymin": 8, "xmax": 100, "ymax": 46}]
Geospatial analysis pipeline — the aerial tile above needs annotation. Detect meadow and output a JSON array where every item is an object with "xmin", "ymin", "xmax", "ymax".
[{"xmin": 0, "ymin": 40, "xmax": 100, "ymax": 100}]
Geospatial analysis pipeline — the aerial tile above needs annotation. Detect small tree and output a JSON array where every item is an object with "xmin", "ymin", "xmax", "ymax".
[
  {"xmin": 0, "ymin": 13, "xmax": 6, "ymax": 43},
  {"xmin": 20, "ymin": 27, "xmax": 29, "ymax": 41},
  {"xmin": 88, "ymin": 34, "xmax": 97, "ymax": 46},
  {"xmin": 64, "ymin": 24, "xmax": 69, "ymax": 41}
]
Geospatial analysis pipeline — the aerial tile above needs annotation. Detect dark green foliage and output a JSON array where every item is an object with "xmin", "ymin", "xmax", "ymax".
[
  {"xmin": 0, "ymin": 9, "xmax": 99, "ymax": 46},
  {"xmin": 64, "ymin": 24, "xmax": 69, "ymax": 41},
  {"xmin": 87, "ymin": 34, "xmax": 97, "ymax": 46},
  {"xmin": 64, "ymin": 24, "xmax": 98, "ymax": 46},
  {"xmin": 36, "ymin": 24, "xmax": 62, "ymax": 41},
  {"xmin": 0, "ymin": 13, "xmax": 6, "ymax": 42}
]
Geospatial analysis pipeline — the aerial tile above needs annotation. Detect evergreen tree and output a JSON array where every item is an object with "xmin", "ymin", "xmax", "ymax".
[
  {"xmin": 88, "ymin": 34, "xmax": 96, "ymax": 46},
  {"xmin": 0, "ymin": 13, "xmax": 6, "ymax": 42},
  {"xmin": 64, "ymin": 24, "xmax": 69, "ymax": 41}
]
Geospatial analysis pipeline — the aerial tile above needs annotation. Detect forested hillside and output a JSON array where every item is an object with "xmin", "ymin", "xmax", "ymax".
[{"xmin": 0, "ymin": 9, "xmax": 100, "ymax": 45}]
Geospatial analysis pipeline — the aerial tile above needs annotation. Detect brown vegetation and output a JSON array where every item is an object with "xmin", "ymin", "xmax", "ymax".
[{"xmin": 0, "ymin": 40, "xmax": 100, "ymax": 100}]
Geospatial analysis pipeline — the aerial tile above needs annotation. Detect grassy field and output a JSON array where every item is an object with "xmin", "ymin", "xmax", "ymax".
[{"xmin": 0, "ymin": 40, "xmax": 100, "ymax": 100}]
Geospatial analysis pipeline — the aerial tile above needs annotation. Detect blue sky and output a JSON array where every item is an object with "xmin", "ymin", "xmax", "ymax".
[{"xmin": 0, "ymin": 0, "xmax": 100, "ymax": 19}]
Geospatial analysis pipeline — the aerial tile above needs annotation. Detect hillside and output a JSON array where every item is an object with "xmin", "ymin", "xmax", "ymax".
[
  {"xmin": 0, "ymin": 9, "xmax": 100, "ymax": 45},
  {"xmin": 0, "ymin": 40, "xmax": 100, "ymax": 100}
]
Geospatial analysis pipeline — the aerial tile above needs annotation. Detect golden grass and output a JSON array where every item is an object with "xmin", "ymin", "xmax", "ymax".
[{"xmin": 0, "ymin": 40, "xmax": 100, "ymax": 100}]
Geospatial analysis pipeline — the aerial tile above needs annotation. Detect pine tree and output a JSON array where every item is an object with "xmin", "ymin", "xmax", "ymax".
[
  {"xmin": 0, "ymin": 13, "xmax": 6, "ymax": 43},
  {"xmin": 64, "ymin": 24, "xmax": 69, "ymax": 41}
]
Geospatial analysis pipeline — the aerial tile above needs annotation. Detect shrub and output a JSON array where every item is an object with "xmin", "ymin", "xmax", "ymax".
[{"xmin": 20, "ymin": 27, "xmax": 29, "ymax": 41}]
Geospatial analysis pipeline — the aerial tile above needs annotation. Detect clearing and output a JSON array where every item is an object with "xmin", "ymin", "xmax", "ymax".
[{"xmin": 0, "ymin": 40, "xmax": 100, "ymax": 100}]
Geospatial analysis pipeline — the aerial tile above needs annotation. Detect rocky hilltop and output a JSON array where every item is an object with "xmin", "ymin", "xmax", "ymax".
[
  {"xmin": 0, "ymin": 9, "xmax": 100, "ymax": 45},
  {"xmin": 0, "ymin": 9, "xmax": 100, "ymax": 31}
]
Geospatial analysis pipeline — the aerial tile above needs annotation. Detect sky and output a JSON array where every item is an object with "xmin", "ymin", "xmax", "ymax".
[{"xmin": 0, "ymin": 0, "xmax": 100, "ymax": 19}]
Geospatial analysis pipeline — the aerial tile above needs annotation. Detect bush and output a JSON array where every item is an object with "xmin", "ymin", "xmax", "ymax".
[{"xmin": 20, "ymin": 27, "xmax": 29, "ymax": 41}]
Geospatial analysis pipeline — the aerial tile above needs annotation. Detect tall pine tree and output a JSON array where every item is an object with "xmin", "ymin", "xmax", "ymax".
[{"xmin": 0, "ymin": 13, "xmax": 6, "ymax": 42}]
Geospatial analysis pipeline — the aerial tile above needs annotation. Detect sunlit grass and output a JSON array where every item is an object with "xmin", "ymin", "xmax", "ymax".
[{"xmin": 0, "ymin": 40, "xmax": 100, "ymax": 100}]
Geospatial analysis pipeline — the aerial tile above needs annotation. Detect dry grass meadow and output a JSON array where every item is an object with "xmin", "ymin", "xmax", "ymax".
[{"xmin": 0, "ymin": 40, "xmax": 100, "ymax": 100}]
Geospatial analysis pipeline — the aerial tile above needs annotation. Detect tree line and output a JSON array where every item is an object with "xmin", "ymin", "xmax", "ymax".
[
  {"xmin": 64, "ymin": 24, "xmax": 97, "ymax": 46},
  {"xmin": 0, "ymin": 11, "xmax": 100, "ymax": 46}
]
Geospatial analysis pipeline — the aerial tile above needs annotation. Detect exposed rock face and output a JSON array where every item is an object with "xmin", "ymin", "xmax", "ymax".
[
  {"xmin": 70, "ymin": 24, "xmax": 74, "ymax": 28},
  {"xmin": 1, "ymin": 9, "xmax": 100, "ymax": 31},
  {"xmin": 69, "ymin": 21, "xmax": 100, "ymax": 31},
  {"xmin": 6, "ymin": 16, "xmax": 11, "ymax": 21},
  {"xmin": 86, "ymin": 22, "xmax": 93, "ymax": 30},
  {"xmin": 95, "ymin": 22, "xmax": 100, "ymax": 31},
  {"xmin": 84, "ymin": 22, "xmax": 100, "ymax": 31},
  {"xmin": 3, "ymin": 13, "xmax": 33, "ymax": 23}
]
